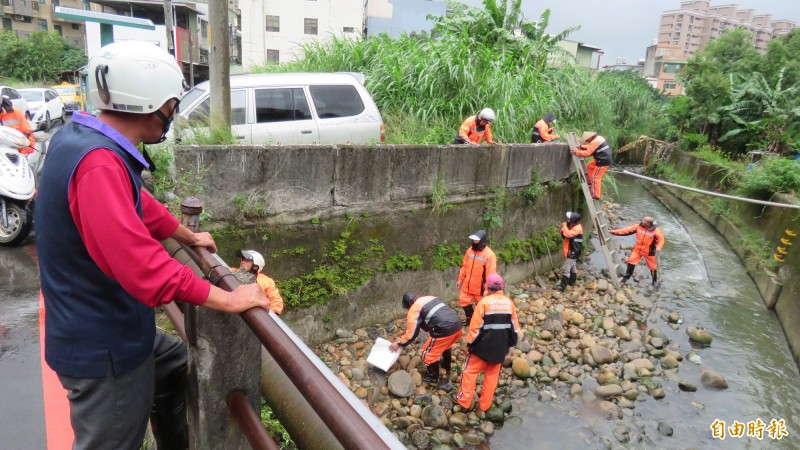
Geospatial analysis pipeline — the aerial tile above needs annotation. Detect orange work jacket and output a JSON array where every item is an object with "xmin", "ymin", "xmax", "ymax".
[
  {"xmin": 458, "ymin": 246, "xmax": 497, "ymax": 296},
  {"xmin": 610, "ymin": 223, "xmax": 665, "ymax": 256},
  {"xmin": 533, "ymin": 119, "xmax": 558, "ymax": 142},
  {"xmin": 458, "ymin": 116, "xmax": 494, "ymax": 144},
  {"xmin": 0, "ymin": 108, "xmax": 35, "ymax": 151},
  {"xmin": 560, "ymin": 222, "xmax": 584, "ymax": 258},
  {"xmin": 466, "ymin": 291, "xmax": 521, "ymax": 364},
  {"xmin": 230, "ymin": 268, "xmax": 284, "ymax": 314}
]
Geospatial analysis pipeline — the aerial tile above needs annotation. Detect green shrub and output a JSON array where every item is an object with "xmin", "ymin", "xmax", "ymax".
[
  {"xmin": 680, "ymin": 132, "xmax": 708, "ymax": 151},
  {"xmin": 737, "ymin": 158, "xmax": 800, "ymax": 198}
]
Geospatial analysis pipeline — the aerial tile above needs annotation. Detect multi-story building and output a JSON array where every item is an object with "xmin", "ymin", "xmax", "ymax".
[
  {"xmin": 1, "ymin": 0, "xmax": 85, "ymax": 48},
  {"xmin": 240, "ymin": 0, "xmax": 364, "ymax": 67},
  {"xmin": 365, "ymin": 0, "xmax": 446, "ymax": 38},
  {"xmin": 642, "ymin": 42, "xmax": 687, "ymax": 96},
  {"xmin": 658, "ymin": 1, "xmax": 797, "ymax": 57}
]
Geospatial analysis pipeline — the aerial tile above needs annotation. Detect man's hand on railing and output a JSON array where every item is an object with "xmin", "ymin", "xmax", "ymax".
[{"xmin": 205, "ymin": 284, "xmax": 269, "ymax": 313}]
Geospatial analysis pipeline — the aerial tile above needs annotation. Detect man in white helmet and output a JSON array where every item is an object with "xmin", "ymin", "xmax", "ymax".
[
  {"xmin": 35, "ymin": 41, "xmax": 268, "ymax": 450},
  {"xmin": 454, "ymin": 107, "xmax": 498, "ymax": 145},
  {"xmin": 232, "ymin": 249, "xmax": 285, "ymax": 315}
]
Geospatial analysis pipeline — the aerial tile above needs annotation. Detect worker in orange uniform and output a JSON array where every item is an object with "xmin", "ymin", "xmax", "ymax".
[
  {"xmin": 571, "ymin": 131, "xmax": 612, "ymax": 200},
  {"xmin": 389, "ymin": 292, "xmax": 463, "ymax": 390},
  {"xmin": 0, "ymin": 95, "xmax": 36, "ymax": 154},
  {"xmin": 610, "ymin": 216, "xmax": 665, "ymax": 285},
  {"xmin": 233, "ymin": 249, "xmax": 284, "ymax": 314},
  {"xmin": 531, "ymin": 112, "xmax": 559, "ymax": 143},
  {"xmin": 557, "ymin": 212, "xmax": 583, "ymax": 291},
  {"xmin": 454, "ymin": 273, "xmax": 520, "ymax": 412},
  {"xmin": 456, "ymin": 230, "xmax": 497, "ymax": 326},
  {"xmin": 454, "ymin": 108, "xmax": 498, "ymax": 145}
]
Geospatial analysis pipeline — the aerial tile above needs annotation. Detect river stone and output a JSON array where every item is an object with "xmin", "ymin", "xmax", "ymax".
[
  {"xmin": 538, "ymin": 391, "xmax": 554, "ymax": 402},
  {"xmin": 590, "ymin": 345, "xmax": 614, "ymax": 365},
  {"xmin": 660, "ymin": 356, "xmax": 679, "ymax": 369},
  {"xmin": 668, "ymin": 312, "xmax": 681, "ymax": 323},
  {"xmin": 335, "ymin": 329, "xmax": 353, "ymax": 338},
  {"xmin": 391, "ymin": 416, "xmax": 415, "ymax": 429},
  {"xmin": 412, "ymin": 430, "xmax": 430, "ymax": 449},
  {"xmin": 571, "ymin": 312, "xmax": 586, "ymax": 325},
  {"xmin": 512, "ymin": 358, "xmax": 531, "ymax": 379},
  {"xmin": 623, "ymin": 389, "xmax": 640, "ymax": 401},
  {"xmin": 601, "ymin": 317, "xmax": 615, "ymax": 331},
  {"xmin": 570, "ymin": 384, "xmax": 583, "ymax": 396},
  {"xmin": 559, "ymin": 372, "xmax": 581, "ymax": 385},
  {"xmin": 409, "ymin": 404, "xmax": 423, "ymax": 418},
  {"xmin": 448, "ymin": 412, "xmax": 468, "ymax": 427},
  {"xmin": 630, "ymin": 358, "xmax": 655, "ymax": 371},
  {"xmin": 421, "ymin": 405, "xmax": 448, "ymax": 428},
  {"xmin": 678, "ymin": 379, "xmax": 697, "ymax": 392},
  {"xmin": 431, "ymin": 429, "xmax": 453, "ymax": 444},
  {"xmin": 595, "ymin": 384, "xmax": 623, "ymax": 398},
  {"xmin": 388, "ymin": 370, "xmax": 414, "ymax": 398},
  {"xmin": 687, "ymin": 352, "xmax": 702, "ymax": 364},
  {"xmin": 613, "ymin": 426, "xmax": 631, "ymax": 443},
  {"xmin": 658, "ymin": 422, "xmax": 674, "ymax": 436},
  {"xmin": 650, "ymin": 337, "xmax": 664, "ymax": 349},
  {"xmin": 398, "ymin": 355, "xmax": 411, "ymax": 369},
  {"xmin": 700, "ymin": 368, "xmax": 728, "ymax": 389},
  {"xmin": 527, "ymin": 350, "xmax": 543, "ymax": 363},
  {"xmin": 617, "ymin": 397, "xmax": 635, "ymax": 409},
  {"xmin": 652, "ymin": 388, "xmax": 666, "ymax": 399},
  {"xmin": 464, "ymin": 432, "xmax": 482, "ymax": 445},
  {"xmin": 486, "ymin": 406, "xmax": 505, "ymax": 423},
  {"xmin": 499, "ymin": 400, "xmax": 513, "ymax": 413},
  {"xmin": 688, "ymin": 328, "xmax": 713, "ymax": 347},
  {"xmin": 596, "ymin": 400, "xmax": 622, "ymax": 419},
  {"xmin": 616, "ymin": 326, "xmax": 631, "ymax": 341},
  {"xmin": 452, "ymin": 433, "xmax": 466, "ymax": 448},
  {"xmin": 479, "ymin": 421, "xmax": 495, "ymax": 436},
  {"xmin": 597, "ymin": 372, "xmax": 618, "ymax": 385},
  {"xmin": 541, "ymin": 355, "xmax": 554, "ymax": 367},
  {"xmin": 597, "ymin": 279, "xmax": 609, "ymax": 292},
  {"xmin": 541, "ymin": 330, "xmax": 554, "ymax": 341},
  {"xmin": 517, "ymin": 340, "xmax": 532, "ymax": 353},
  {"xmin": 351, "ymin": 367, "xmax": 365, "ymax": 381}
]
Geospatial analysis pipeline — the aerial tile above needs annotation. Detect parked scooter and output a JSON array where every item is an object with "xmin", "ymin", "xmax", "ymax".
[{"xmin": 0, "ymin": 126, "xmax": 36, "ymax": 246}]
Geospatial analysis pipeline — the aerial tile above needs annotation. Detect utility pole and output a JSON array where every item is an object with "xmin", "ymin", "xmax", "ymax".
[
  {"xmin": 209, "ymin": 0, "xmax": 231, "ymax": 131},
  {"xmin": 163, "ymin": 0, "xmax": 175, "ymax": 56}
]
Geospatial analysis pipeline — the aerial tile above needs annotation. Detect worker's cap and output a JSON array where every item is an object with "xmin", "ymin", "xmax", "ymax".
[
  {"xmin": 544, "ymin": 112, "xmax": 555, "ymax": 122},
  {"xmin": 486, "ymin": 273, "xmax": 504, "ymax": 290},
  {"xmin": 566, "ymin": 211, "xmax": 581, "ymax": 221},
  {"xmin": 468, "ymin": 230, "xmax": 487, "ymax": 241},
  {"xmin": 580, "ymin": 131, "xmax": 598, "ymax": 143}
]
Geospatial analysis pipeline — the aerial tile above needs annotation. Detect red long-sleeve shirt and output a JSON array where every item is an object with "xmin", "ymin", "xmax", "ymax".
[{"xmin": 68, "ymin": 149, "xmax": 210, "ymax": 307}]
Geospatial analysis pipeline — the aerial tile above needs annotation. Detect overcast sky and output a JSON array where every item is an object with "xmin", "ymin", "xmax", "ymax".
[{"xmin": 459, "ymin": 1, "xmax": 800, "ymax": 65}]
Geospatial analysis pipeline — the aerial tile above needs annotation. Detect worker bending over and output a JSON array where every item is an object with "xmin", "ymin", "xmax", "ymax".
[{"xmin": 610, "ymin": 216, "xmax": 665, "ymax": 285}]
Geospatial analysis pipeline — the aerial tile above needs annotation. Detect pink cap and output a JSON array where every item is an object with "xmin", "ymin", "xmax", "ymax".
[{"xmin": 486, "ymin": 273, "xmax": 504, "ymax": 289}]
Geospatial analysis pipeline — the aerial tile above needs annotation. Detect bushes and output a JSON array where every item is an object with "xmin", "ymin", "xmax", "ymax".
[
  {"xmin": 737, "ymin": 158, "xmax": 800, "ymax": 198},
  {"xmin": 680, "ymin": 132, "xmax": 708, "ymax": 151}
]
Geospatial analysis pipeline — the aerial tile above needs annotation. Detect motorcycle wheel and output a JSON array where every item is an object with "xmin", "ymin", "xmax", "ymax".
[{"xmin": 0, "ymin": 203, "xmax": 32, "ymax": 247}]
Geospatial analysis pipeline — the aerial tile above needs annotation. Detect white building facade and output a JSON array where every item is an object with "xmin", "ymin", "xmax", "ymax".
[{"xmin": 240, "ymin": 0, "xmax": 364, "ymax": 67}]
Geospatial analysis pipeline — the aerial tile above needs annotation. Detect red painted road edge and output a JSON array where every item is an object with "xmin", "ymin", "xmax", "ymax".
[{"xmin": 39, "ymin": 292, "xmax": 73, "ymax": 449}]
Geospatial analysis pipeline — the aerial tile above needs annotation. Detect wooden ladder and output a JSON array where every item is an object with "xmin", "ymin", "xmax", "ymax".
[{"xmin": 567, "ymin": 132, "xmax": 622, "ymax": 287}]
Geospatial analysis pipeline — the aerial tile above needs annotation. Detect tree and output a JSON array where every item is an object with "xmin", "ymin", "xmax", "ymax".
[
  {"xmin": 763, "ymin": 29, "xmax": 800, "ymax": 91},
  {"xmin": 0, "ymin": 31, "xmax": 80, "ymax": 83}
]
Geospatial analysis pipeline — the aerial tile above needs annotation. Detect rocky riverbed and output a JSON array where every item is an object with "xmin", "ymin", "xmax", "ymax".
[{"xmin": 312, "ymin": 208, "xmax": 730, "ymax": 449}]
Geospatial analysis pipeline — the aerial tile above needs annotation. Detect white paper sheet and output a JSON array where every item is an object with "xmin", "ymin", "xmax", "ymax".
[{"xmin": 366, "ymin": 337, "xmax": 400, "ymax": 372}]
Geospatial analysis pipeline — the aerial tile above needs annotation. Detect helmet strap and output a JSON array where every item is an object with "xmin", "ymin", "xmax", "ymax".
[
  {"xmin": 144, "ymin": 100, "xmax": 180, "ymax": 145},
  {"xmin": 95, "ymin": 64, "xmax": 111, "ymax": 104}
]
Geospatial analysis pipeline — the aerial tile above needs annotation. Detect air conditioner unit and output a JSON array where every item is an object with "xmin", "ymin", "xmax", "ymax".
[
  {"xmin": 14, "ymin": 15, "xmax": 25, "ymax": 20},
  {"xmin": 199, "ymin": 55, "xmax": 209, "ymax": 64}
]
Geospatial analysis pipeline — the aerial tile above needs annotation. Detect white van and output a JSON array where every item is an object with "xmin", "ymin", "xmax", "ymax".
[{"xmin": 175, "ymin": 73, "xmax": 385, "ymax": 145}]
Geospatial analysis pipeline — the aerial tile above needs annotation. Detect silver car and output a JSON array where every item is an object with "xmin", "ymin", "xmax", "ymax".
[{"xmin": 0, "ymin": 86, "xmax": 30, "ymax": 120}]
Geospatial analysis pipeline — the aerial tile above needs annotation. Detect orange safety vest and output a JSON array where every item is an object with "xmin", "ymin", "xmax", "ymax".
[
  {"xmin": 560, "ymin": 222, "xmax": 584, "ymax": 258},
  {"xmin": 532, "ymin": 119, "xmax": 557, "ymax": 142},
  {"xmin": 458, "ymin": 116, "xmax": 494, "ymax": 144},
  {"xmin": 458, "ymin": 246, "xmax": 497, "ymax": 296},
  {"xmin": 0, "ymin": 108, "xmax": 35, "ymax": 150},
  {"xmin": 465, "ymin": 291, "xmax": 521, "ymax": 364},
  {"xmin": 610, "ymin": 224, "xmax": 665, "ymax": 256}
]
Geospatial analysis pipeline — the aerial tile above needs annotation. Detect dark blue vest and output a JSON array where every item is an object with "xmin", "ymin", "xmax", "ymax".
[{"xmin": 35, "ymin": 120, "xmax": 155, "ymax": 378}]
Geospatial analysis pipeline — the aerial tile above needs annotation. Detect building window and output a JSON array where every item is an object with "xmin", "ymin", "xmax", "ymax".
[
  {"xmin": 1, "ymin": 0, "xmax": 10, "ymax": 6},
  {"xmin": 663, "ymin": 81, "xmax": 677, "ymax": 90},
  {"xmin": 663, "ymin": 63, "xmax": 682, "ymax": 74},
  {"xmin": 2, "ymin": 18, "xmax": 11, "ymax": 30},
  {"xmin": 52, "ymin": 0, "xmax": 59, "ymax": 4},
  {"xmin": 54, "ymin": 24, "xmax": 62, "ymax": 35},
  {"xmin": 200, "ymin": 20, "xmax": 207, "ymax": 38},
  {"xmin": 304, "ymin": 18, "xmax": 318, "ymax": 35},
  {"xmin": 343, "ymin": 26, "xmax": 355, "ymax": 33},
  {"xmin": 38, "ymin": 19, "xmax": 47, "ymax": 30},
  {"xmin": 265, "ymin": 15, "xmax": 279, "ymax": 32},
  {"xmin": 266, "ymin": 49, "xmax": 279, "ymax": 62},
  {"xmin": 71, "ymin": 23, "xmax": 80, "ymax": 30}
]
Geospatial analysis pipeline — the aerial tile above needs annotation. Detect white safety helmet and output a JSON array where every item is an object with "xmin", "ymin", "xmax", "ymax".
[
  {"xmin": 238, "ymin": 249, "xmax": 265, "ymax": 273},
  {"xmin": 89, "ymin": 41, "xmax": 187, "ymax": 114},
  {"xmin": 477, "ymin": 108, "xmax": 496, "ymax": 123}
]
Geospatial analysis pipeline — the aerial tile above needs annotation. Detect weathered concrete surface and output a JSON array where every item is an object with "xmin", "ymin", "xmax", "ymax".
[
  {"xmin": 652, "ymin": 151, "xmax": 800, "ymax": 367},
  {"xmin": 173, "ymin": 143, "xmax": 573, "ymax": 225}
]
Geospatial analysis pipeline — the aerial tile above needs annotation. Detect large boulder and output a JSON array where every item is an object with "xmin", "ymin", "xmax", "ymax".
[
  {"xmin": 700, "ymin": 368, "xmax": 728, "ymax": 390},
  {"xmin": 388, "ymin": 370, "xmax": 414, "ymax": 398}
]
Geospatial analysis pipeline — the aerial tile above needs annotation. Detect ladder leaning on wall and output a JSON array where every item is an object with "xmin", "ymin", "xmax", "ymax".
[{"xmin": 567, "ymin": 131, "xmax": 622, "ymax": 287}]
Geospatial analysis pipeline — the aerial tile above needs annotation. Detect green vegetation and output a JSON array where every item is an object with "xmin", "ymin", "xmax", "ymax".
[
  {"xmin": 483, "ymin": 186, "xmax": 508, "ymax": 229},
  {"xmin": 691, "ymin": 145, "xmax": 745, "ymax": 171},
  {"xmin": 252, "ymin": 0, "xmax": 667, "ymax": 148},
  {"xmin": 260, "ymin": 400, "xmax": 296, "ymax": 449},
  {"xmin": 432, "ymin": 243, "xmax": 464, "ymax": 270},
  {"xmin": 494, "ymin": 227, "xmax": 562, "ymax": 265},
  {"xmin": 0, "ymin": 31, "xmax": 85, "ymax": 83},
  {"xmin": 378, "ymin": 253, "xmax": 424, "ymax": 272},
  {"xmin": 737, "ymin": 158, "xmax": 800, "ymax": 199},
  {"xmin": 430, "ymin": 174, "xmax": 454, "ymax": 215},
  {"xmin": 521, "ymin": 171, "xmax": 545, "ymax": 204}
]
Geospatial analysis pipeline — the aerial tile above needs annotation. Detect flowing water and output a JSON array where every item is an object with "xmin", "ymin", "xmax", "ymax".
[{"xmin": 490, "ymin": 177, "xmax": 800, "ymax": 449}]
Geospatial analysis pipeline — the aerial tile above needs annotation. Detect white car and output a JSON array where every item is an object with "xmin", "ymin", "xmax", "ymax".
[
  {"xmin": 0, "ymin": 86, "xmax": 30, "ymax": 120},
  {"xmin": 18, "ymin": 88, "xmax": 65, "ymax": 131}
]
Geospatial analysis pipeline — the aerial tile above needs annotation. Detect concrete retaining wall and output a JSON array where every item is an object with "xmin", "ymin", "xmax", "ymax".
[
  {"xmin": 655, "ymin": 151, "xmax": 800, "ymax": 366},
  {"xmin": 172, "ymin": 142, "xmax": 579, "ymax": 344}
]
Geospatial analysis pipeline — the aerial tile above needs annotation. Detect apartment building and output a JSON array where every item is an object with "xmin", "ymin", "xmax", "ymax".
[
  {"xmin": 240, "ymin": 0, "xmax": 363, "ymax": 67},
  {"xmin": 642, "ymin": 43, "xmax": 687, "ymax": 96},
  {"xmin": 658, "ymin": 1, "xmax": 797, "ymax": 57},
  {"xmin": 1, "ymin": 0, "xmax": 85, "ymax": 48}
]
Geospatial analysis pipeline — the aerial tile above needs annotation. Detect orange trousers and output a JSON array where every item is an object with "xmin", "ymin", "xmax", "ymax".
[
  {"xmin": 455, "ymin": 353, "xmax": 501, "ymax": 412},
  {"xmin": 458, "ymin": 289, "xmax": 482, "ymax": 308},
  {"xmin": 420, "ymin": 329, "xmax": 463, "ymax": 365},
  {"xmin": 628, "ymin": 249, "xmax": 657, "ymax": 270},
  {"xmin": 586, "ymin": 160, "xmax": 608, "ymax": 200}
]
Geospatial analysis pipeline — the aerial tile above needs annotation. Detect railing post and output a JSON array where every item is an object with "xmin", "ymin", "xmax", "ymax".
[{"xmin": 182, "ymin": 197, "xmax": 262, "ymax": 450}]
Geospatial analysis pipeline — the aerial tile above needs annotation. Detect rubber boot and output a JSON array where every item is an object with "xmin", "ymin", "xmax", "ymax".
[
  {"xmin": 568, "ymin": 273, "xmax": 577, "ymax": 286},
  {"xmin": 423, "ymin": 361, "xmax": 440, "ymax": 384},
  {"xmin": 651, "ymin": 270, "xmax": 658, "ymax": 286},
  {"xmin": 556, "ymin": 275, "xmax": 569, "ymax": 291},
  {"xmin": 621, "ymin": 264, "xmax": 635, "ymax": 283},
  {"xmin": 463, "ymin": 305, "xmax": 474, "ymax": 327},
  {"xmin": 438, "ymin": 350, "xmax": 455, "ymax": 391}
]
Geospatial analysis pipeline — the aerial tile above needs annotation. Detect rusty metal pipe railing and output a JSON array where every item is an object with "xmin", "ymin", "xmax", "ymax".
[
  {"xmin": 161, "ymin": 303, "xmax": 187, "ymax": 341},
  {"xmin": 226, "ymin": 391, "xmax": 281, "ymax": 450},
  {"xmin": 188, "ymin": 246, "xmax": 395, "ymax": 450}
]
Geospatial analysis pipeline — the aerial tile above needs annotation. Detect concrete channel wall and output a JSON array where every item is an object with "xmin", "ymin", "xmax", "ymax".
[
  {"xmin": 173, "ymin": 143, "xmax": 580, "ymax": 343},
  {"xmin": 654, "ymin": 150, "xmax": 800, "ymax": 366}
]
